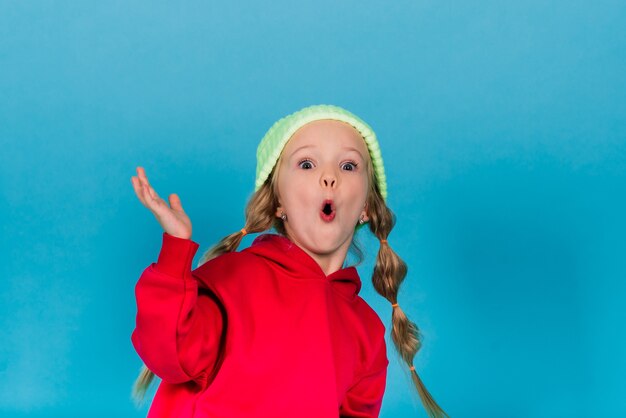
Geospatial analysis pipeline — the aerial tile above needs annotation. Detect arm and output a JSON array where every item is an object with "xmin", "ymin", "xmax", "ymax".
[
  {"xmin": 130, "ymin": 232, "xmax": 225, "ymax": 389},
  {"xmin": 340, "ymin": 334, "xmax": 389, "ymax": 418},
  {"xmin": 339, "ymin": 365, "xmax": 388, "ymax": 418}
]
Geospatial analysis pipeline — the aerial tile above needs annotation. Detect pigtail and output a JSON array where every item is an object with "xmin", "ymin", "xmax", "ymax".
[
  {"xmin": 368, "ymin": 190, "xmax": 449, "ymax": 418},
  {"xmin": 130, "ymin": 365, "xmax": 155, "ymax": 407},
  {"xmin": 131, "ymin": 179, "xmax": 280, "ymax": 406},
  {"xmin": 197, "ymin": 180, "xmax": 277, "ymax": 267}
]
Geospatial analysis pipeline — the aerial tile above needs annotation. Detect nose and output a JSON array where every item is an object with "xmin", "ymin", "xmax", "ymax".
[{"xmin": 320, "ymin": 171, "xmax": 337, "ymax": 190}]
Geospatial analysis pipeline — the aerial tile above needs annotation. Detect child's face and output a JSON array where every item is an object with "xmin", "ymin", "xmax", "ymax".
[{"xmin": 274, "ymin": 119, "xmax": 370, "ymax": 274}]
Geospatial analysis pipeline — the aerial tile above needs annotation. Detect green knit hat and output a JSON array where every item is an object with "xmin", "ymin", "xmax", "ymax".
[{"xmin": 255, "ymin": 104, "xmax": 387, "ymax": 201}]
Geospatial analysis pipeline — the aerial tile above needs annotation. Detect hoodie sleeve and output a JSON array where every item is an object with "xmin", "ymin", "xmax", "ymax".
[
  {"xmin": 131, "ymin": 232, "xmax": 225, "ymax": 389},
  {"xmin": 339, "ymin": 332, "xmax": 389, "ymax": 418}
]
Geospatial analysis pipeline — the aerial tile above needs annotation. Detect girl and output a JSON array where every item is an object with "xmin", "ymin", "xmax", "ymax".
[{"xmin": 129, "ymin": 104, "xmax": 448, "ymax": 418}]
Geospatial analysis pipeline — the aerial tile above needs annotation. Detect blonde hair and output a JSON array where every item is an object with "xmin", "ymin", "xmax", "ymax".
[{"xmin": 131, "ymin": 143, "xmax": 448, "ymax": 417}]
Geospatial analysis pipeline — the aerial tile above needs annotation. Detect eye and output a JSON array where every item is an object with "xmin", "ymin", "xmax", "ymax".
[
  {"xmin": 342, "ymin": 161, "xmax": 358, "ymax": 171},
  {"xmin": 298, "ymin": 158, "xmax": 314, "ymax": 169}
]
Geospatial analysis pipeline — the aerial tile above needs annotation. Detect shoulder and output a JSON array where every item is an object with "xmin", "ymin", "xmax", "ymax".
[
  {"xmin": 354, "ymin": 296, "xmax": 387, "ymax": 338},
  {"xmin": 192, "ymin": 249, "xmax": 270, "ymax": 285},
  {"xmin": 195, "ymin": 249, "xmax": 264, "ymax": 270},
  {"xmin": 347, "ymin": 296, "xmax": 388, "ymax": 360},
  {"xmin": 351, "ymin": 297, "xmax": 389, "ymax": 375}
]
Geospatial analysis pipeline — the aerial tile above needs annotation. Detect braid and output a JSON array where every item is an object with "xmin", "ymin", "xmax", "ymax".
[
  {"xmin": 368, "ymin": 191, "xmax": 449, "ymax": 418},
  {"xmin": 130, "ymin": 365, "xmax": 155, "ymax": 407},
  {"xmin": 196, "ymin": 181, "xmax": 277, "ymax": 267}
]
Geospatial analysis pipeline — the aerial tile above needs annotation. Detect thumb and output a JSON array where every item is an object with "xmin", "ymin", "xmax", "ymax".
[{"xmin": 168, "ymin": 193, "xmax": 184, "ymax": 212}]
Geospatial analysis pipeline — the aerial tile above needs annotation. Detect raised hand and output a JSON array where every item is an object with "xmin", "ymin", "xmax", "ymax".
[{"xmin": 131, "ymin": 166, "xmax": 193, "ymax": 240}]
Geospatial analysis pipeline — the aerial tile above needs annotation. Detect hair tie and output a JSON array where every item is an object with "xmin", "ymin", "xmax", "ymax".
[
  {"xmin": 240, "ymin": 228, "xmax": 247, "ymax": 236},
  {"xmin": 409, "ymin": 365, "xmax": 415, "ymax": 371},
  {"xmin": 380, "ymin": 239, "xmax": 388, "ymax": 245},
  {"xmin": 391, "ymin": 303, "xmax": 399, "ymax": 308}
]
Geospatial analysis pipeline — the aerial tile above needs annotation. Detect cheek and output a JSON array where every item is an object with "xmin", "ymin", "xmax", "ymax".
[
  {"xmin": 277, "ymin": 174, "xmax": 309, "ymax": 204},
  {"xmin": 350, "ymin": 175, "xmax": 369, "ymax": 195},
  {"xmin": 354, "ymin": 177, "xmax": 370, "ymax": 206}
]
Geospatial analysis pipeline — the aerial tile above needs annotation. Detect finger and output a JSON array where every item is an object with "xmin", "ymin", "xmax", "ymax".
[
  {"xmin": 135, "ymin": 168, "xmax": 167, "ymax": 214},
  {"xmin": 141, "ymin": 183, "xmax": 165, "ymax": 215},
  {"xmin": 144, "ymin": 182, "xmax": 158, "ymax": 201},
  {"xmin": 135, "ymin": 168, "xmax": 157, "ymax": 200},
  {"xmin": 137, "ymin": 166, "xmax": 151, "ymax": 188},
  {"xmin": 168, "ymin": 193, "xmax": 184, "ymax": 212},
  {"xmin": 131, "ymin": 177, "xmax": 149, "ymax": 207},
  {"xmin": 130, "ymin": 176, "xmax": 142, "ymax": 198}
]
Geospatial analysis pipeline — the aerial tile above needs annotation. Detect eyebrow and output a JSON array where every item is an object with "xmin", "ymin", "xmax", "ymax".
[
  {"xmin": 291, "ymin": 145, "xmax": 315, "ymax": 155},
  {"xmin": 343, "ymin": 147, "xmax": 365, "ymax": 159},
  {"xmin": 291, "ymin": 145, "xmax": 366, "ymax": 161}
]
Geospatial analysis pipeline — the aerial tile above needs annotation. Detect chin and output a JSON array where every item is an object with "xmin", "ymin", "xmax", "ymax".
[{"xmin": 322, "ymin": 233, "xmax": 353, "ymax": 250}]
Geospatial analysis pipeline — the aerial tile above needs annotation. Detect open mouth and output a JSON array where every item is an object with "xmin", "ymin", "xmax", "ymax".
[{"xmin": 320, "ymin": 200, "xmax": 335, "ymax": 221}]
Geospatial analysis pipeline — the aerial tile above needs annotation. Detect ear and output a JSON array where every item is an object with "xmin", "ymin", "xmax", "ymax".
[
  {"xmin": 360, "ymin": 203, "xmax": 370, "ymax": 223},
  {"xmin": 275, "ymin": 206, "xmax": 284, "ymax": 218}
]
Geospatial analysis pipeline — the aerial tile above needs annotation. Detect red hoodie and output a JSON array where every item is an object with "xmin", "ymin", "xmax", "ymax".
[{"xmin": 131, "ymin": 232, "xmax": 389, "ymax": 418}]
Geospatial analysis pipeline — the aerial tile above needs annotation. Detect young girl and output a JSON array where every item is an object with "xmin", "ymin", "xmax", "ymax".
[{"xmin": 129, "ymin": 104, "xmax": 448, "ymax": 418}]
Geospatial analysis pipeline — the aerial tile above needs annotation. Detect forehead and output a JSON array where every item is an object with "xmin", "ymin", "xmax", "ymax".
[{"xmin": 283, "ymin": 119, "xmax": 368, "ymax": 154}]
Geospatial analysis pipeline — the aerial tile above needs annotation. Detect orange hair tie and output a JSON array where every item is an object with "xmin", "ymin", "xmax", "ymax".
[
  {"xmin": 380, "ymin": 239, "xmax": 388, "ymax": 244},
  {"xmin": 240, "ymin": 228, "xmax": 247, "ymax": 236},
  {"xmin": 391, "ymin": 303, "xmax": 399, "ymax": 308},
  {"xmin": 409, "ymin": 365, "xmax": 415, "ymax": 371}
]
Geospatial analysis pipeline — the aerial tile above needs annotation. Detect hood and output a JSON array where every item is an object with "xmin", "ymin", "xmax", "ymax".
[{"xmin": 242, "ymin": 233, "xmax": 362, "ymax": 300}]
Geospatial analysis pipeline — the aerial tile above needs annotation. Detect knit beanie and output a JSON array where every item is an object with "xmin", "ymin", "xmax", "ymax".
[{"xmin": 255, "ymin": 104, "xmax": 387, "ymax": 202}]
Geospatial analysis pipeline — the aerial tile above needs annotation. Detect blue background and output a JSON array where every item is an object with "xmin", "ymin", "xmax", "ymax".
[{"xmin": 1, "ymin": 1, "xmax": 625, "ymax": 417}]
